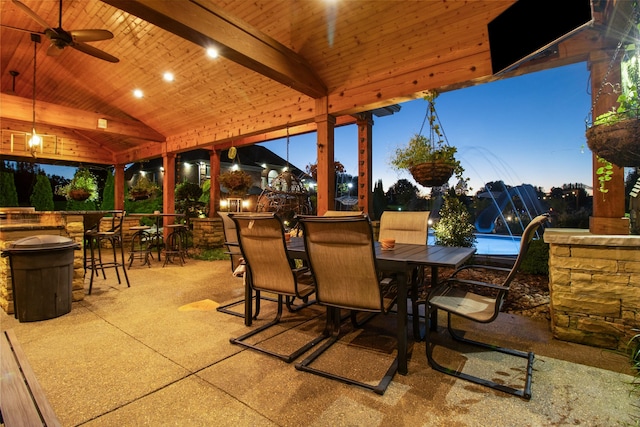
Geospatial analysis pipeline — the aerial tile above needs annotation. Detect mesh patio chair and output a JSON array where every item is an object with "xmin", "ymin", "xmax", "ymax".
[
  {"xmin": 378, "ymin": 210, "xmax": 430, "ymax": 335},
  {"xmin": 229, "ymin": 214, "xmax": 322, "ymax": 362},
  {"xmin": 296, "ymin": 215, "xmax": 398, "ymax": 395},
  {"xmin": 420, "ymin": 213, "xmax": 550, "ymax": 399},
  {"xmin": 217, "ymin": 212, "xmax": 276, "ymax": 319}
]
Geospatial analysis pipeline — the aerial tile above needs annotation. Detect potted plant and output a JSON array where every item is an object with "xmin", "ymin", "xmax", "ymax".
[
  {"xmin": 56, "ymin": 168, "xmax": 99, "ymax": 202},
  {"xmin": 219, "ymin": 169, "xmax": 252, "ymax": 196},
  {"xmin": 128, "ymin": 175, "xmax": 159, "ymax": 201},
  {"xmin": 390, "ymin": 91, "xmax": 465, "ymax": 187},
  {"xmin": 586, "ymin": 18, "xmax": 640, "ymax": 167}
]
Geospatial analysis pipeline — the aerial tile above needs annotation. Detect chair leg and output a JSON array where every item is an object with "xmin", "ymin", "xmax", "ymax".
[
  {"xmin": 295, "ymin": 307, "xmax": 398, "ymax": 395},
  {"xmin": 424, "ymin": 309, "xmax": 534, "ymax": 400},
  {"xmin": 229, "ymin": 295, "xmax": 325, "ymax": 363},
  {"xmin": 285, "ymin": 295, "xmax": 315, "ymax": 312}
]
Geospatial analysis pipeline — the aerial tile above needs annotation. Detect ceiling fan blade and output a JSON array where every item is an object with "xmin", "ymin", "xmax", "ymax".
[
  {"xmin": 71, "ymin": 42, "xmax": 119, "ymax": 63},
  {"xmin": 47, "ymin": 43, "xmax": 63, "ymax": 57},
  {"xmin": 0, "ymin": 24, "xmax": 45, "ymax": 35},
  {"xmin": 12, "ymin": 0, "xmax": 53, "ymax": 31},
  {"xmin": 70, "ymin": 29, "xmax": 114, "ymax": 43}
]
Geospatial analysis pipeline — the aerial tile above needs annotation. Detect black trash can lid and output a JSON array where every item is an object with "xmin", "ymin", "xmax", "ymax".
[{"xmin": 3, "ymin": 235, "xmax": 80, "ymax": 253}]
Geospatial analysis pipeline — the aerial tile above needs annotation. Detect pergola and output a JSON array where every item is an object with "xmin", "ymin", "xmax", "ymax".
[{"xmin": 0, "ymin": 0, "xmax": 631, "ymax": 234}]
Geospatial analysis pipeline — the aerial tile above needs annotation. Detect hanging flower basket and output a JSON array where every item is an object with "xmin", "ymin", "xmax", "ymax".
[
  {"xmin": 388, "ymin": 91, "xmax": 465, "ymax": 188},
  {"xmin": 409, "ymin": 161, "xmax": 455, "ymax": 187},
  {"xmin": 586, "ymin": 118, "xmax": 640, "ymax": 167},
  {"xmin": 68, "ymin": 188, "xmax": 91, "ymax": 201},
  {"xmin": 219, "ymin": 170, "xmax": 252, "ymax": 196}
]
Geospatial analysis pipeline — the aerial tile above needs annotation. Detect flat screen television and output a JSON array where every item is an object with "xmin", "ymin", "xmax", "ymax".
[{"xmin": 488, "ymin": 0, "xmax": 594, "ymax": 75}]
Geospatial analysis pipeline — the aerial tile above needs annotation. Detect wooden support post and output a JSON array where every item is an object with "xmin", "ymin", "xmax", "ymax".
[
  {"xmin": 356, "ymin": 113, "xmax": 373, "ymax": 215},
  {"xmin": 588, "ymin": 50, "xmax": 629, "ymax": 234},
  {"xmin": 209, "ymin": 149, "xmax": 221, "ymax": 217},
  {"xmin": 315, "ymin": 97, "xmax": 335, "ymax": 215},
  {"xmin": 163, "ymin": 152, "xmax": 176, "ymax": 240},
  {"xmin": 114, "ymin": 164, "xmax": 125, "ymax": 211}
]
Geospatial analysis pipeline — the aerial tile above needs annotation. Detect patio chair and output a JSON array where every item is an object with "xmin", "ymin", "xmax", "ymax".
[
  {"xmin": 229, "ymin": 214, "xmax": 322, "ymax": 362},
  {"xmin": 378, "ymin": 210, "xmax": 430, "ymax": 335},
  {"xmin": 420, "ymin": 213, "xmax": 550, "ymax": 399},
  {"xmin": 217, "ymin": 212, "xmax": 275, "ymax": 319},
  {"xmin": 87, "ymin": 211, "xmax": 130, "ymax": 294},
  {"xmin": 322, "ymin": 210, "xmax": 366, "ymax": 217},
  {"xmin": 296, "ymin": 215, "xmax": 398, "ymax": 395}
]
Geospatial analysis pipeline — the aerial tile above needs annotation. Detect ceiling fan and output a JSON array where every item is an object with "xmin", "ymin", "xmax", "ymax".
[{"xmin": 9, "ymin": 0, "xmax": 119, "ymax": 63}]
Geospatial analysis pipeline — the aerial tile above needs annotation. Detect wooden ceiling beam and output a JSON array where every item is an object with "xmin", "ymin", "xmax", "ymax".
[
  {"xmin": 0, "ymin": 93, "xmax": 165, "ymax": 142},
  {"xmin": 102, "ymin": 0, "xmax": 327, "ymax": 99},
  {"xmin": 113, "ymin": 115, "xmax": 357, "ymax": 164}
]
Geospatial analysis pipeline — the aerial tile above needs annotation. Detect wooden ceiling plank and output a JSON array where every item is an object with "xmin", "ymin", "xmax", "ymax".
[
  {"xmin": 1, "ymin": 93, "xmax": 165, "ymax": 142},
  {"xmin": 101, "ymin": 0, "xmax": 327, "ymax": 98}
]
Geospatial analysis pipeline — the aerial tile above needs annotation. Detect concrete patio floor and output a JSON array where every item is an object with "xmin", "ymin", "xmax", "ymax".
[{"xmin": 1, "ymin": 258, "xmax": 637, "ymax": 426}]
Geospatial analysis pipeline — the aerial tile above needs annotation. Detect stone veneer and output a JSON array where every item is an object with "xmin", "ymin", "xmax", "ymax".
[
  {"xmin": 544, "ymin": 229, "xmax": 640, "ymax": 351},
  {"xmin": 191, "ymin": 217, "xmax": 225, "ymax": 248},
  {"xmin": 1, "ymin": 211, "xmax": 141, "ymax": 315}
]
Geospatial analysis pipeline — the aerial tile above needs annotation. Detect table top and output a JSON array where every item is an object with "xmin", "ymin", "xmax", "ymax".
[
  {"xmin": 286, "ymin": 237, "xmax": 475, "ymax": 270},
  {"xmin": 128, "ymin": 213, "xmax": 185, "ymax": 217}
]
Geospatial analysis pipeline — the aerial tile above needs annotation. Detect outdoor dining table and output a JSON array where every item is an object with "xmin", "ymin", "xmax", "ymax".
[
  {"xmin": 128, "ymin": 213, "xmax": 185, "ymax": 261},
  {"xmin": 243, "ymin": 236, "xmax": 476, "ymax": 375}
]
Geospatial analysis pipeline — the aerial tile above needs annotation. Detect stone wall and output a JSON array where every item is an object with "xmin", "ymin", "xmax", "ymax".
[
  {"xmin": 192, "ymin": 218, "xmax": 224, "ymax": 248},
  {"xmin": 545, "ymin": 229, "xmax": 640, "ymax": 351},
  {"xmin": 0, "ymin": 212, "xmax": 85, "ymax": 315},
  {"xmin": 0, "ymin": 211, "xmax": 142, "ymax": 315}
]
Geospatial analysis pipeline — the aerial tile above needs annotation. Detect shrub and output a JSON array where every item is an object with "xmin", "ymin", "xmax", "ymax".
[
  {"xmin": 520, "ymin": 239, "xmax": 549, "ymax": 275},
  {"xmin": 0, "ymin": 171, "xmax": 19, "ymax": 207},
  {"xmin": 29, "ymin": 173, "xmax": 54, "ymax": 211}
]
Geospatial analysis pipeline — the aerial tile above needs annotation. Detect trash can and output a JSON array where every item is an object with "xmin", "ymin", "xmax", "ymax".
[{"xmin": 2, "ymin": 235, "xmax": 80, "ymax": 322}]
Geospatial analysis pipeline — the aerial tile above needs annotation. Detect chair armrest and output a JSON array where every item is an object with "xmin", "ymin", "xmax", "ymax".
[{"xmin": 444, "ymin": 277, "xmax": 509, "ymax": 291}]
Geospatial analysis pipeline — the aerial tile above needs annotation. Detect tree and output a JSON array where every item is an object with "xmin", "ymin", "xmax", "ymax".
[
  {"xmin": 305, "ymin": 160, "xmax": 345, "ymax": 181},
  {"xmin": 372, "ymin": 179, "xmax": 386, "ymax": 220},
  {"xmin": 386, "ymin": 179, "xmax": 420, "ymax": 209},
  {"xmin": 0, "ymin": 170, "xmax": 18, "ymax": 207},
  {"xmin": 29, "ymin": 173, "xmax": 54, "ymax": 211},
  {"xmin": 101, "ymin": 171, "xmax": 115, "ymax": 210}
]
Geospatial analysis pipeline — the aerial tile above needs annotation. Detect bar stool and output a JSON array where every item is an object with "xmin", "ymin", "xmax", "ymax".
[
  {"xmin": 128, "ymin": 225, "xmax": 152, "ymax": 268},
  {"xmin": 162, "ymin": 223, "xmax": 187, "ymax": 267},
  {"xmin": 87, "ymin": 211, "xmax": 130, "ymax": 294}
]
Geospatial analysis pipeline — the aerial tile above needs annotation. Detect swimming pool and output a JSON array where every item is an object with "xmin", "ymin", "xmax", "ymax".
[{"xmin": 427, "ymin": 233, "xmax": 521, "ymax": 256}]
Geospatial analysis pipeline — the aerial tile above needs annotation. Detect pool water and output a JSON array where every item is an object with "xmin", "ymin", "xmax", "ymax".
[{"xmin": 428, "ymin": 233, "xmax": 521, "ymax": 256}]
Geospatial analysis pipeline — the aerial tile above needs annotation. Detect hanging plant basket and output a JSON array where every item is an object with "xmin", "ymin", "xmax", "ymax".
[
  {"xmin": 586, "ymin": 118, "xmax": 640, "ymax": 167},
  {"xmin": 68, "ymin": 188, "xmax": 91, "ymax": 201},
  {"xmin": 409, "ymin": 161, "xmax": 455, "ymax": 187}
]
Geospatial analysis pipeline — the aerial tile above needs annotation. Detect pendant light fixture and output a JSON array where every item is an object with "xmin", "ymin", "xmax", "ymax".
[{"xmin": 28, "ymin": 33, "xmax": 42, "ymax": 152}]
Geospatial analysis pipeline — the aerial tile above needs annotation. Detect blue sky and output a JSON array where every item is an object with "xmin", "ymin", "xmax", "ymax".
[
  {"xmin": 259, "ymin": 62, "xmax": 594, "ymax": 194},
  {"xmin": 43, "ymin": 62, "xmax": 594, "ymax": 195}
]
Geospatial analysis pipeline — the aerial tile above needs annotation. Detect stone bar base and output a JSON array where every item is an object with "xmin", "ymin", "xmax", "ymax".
[
  {"xmin": 545, "ymin": 229, "xmax": 640, "ymax": 351},
  {"xmin": 192, "ymin": 217, "xmax": 224, "ymax": 249}
]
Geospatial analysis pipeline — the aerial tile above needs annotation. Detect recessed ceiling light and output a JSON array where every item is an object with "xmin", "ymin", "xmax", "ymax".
[
  {"xmin": 163, "ymin": 72, "xmax": 174, "ymax": 82},
  {"xmin": 133, "ymin": 89, "xmax": 144, "ymax": 98},
  {"xmin": 207, "ymin": 47, "xmax": 218, "ymax": 58}
]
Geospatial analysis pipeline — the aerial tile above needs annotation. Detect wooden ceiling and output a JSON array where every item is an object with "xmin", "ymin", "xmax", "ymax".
[{"xmin": 0, "ymin": 0, "xmax": 615, "ymax": 168}]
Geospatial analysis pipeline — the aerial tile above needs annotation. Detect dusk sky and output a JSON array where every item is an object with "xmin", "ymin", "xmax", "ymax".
[{"xmin": 259, "ymin": 62, "xmax": 595, "ymax": 195}]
